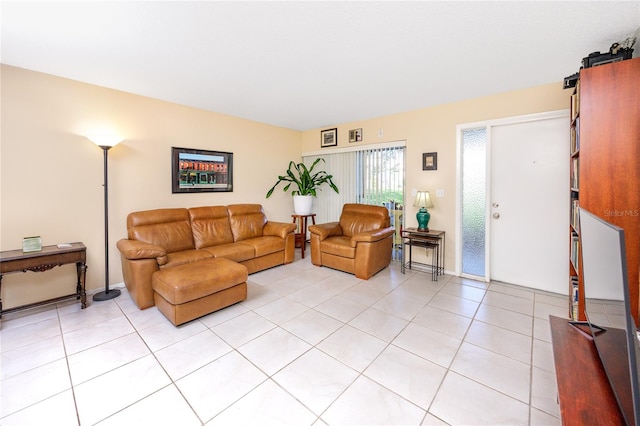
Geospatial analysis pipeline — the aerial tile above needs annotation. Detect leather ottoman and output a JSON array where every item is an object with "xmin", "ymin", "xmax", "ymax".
[{"xmin": 152, "ymin": 257, "xmax": 248, "ymax": 326}]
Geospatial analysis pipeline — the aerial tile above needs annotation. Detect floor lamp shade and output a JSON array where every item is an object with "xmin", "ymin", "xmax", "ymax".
[
  {"xmin": 88, "ymin": 135, "xmax": 122, "ymax": 301},
  {"xmin": 413, "ymin": 191, "xmax": 434, "ymax": 231}
]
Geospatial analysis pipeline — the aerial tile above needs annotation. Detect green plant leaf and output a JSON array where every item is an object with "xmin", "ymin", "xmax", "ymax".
[{"xmin": 265, "ymin": 158, "xmax": 339, "ymax": 198}]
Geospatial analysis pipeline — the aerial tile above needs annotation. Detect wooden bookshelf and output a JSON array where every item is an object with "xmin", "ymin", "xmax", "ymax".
[
  {"xmin": 567, "ymin": 58, "xmax": 640, "ymax": 325},
  {"xmin": 568, "ymin": 73, "xmax": 582, "ymax": 321}
]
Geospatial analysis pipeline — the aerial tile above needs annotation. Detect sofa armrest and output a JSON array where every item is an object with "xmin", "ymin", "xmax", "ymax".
[
  {"xmin": 351, "ymin": 227, "xmax": 395, "ymax": 247},
  {"xmin": 263, "ymin": 221, "xmax": 297, "ymax": 239},
  {"xmin": 309, "ymin": 222, "xmax": 343, "ymax": 242},
  {"xmin": 116, "ymin": 239, "xmax": 168, "ymax": 265}
]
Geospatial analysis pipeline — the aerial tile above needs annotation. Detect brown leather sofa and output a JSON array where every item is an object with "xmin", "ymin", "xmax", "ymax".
[
  {"xmin": 308, "ymin": 203, "xmax": 395, "ymax": 280},
  {"xmin": 116, "ymin": 204, "xmax": 297, "ymax": 311}
]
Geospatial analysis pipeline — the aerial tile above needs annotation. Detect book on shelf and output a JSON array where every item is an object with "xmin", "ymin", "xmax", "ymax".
[
  {"xmin": 571, "ymin": 276, "xmax": 580, "ymax": 320},
  {"xmin": 571, "ymin": 233, "xmax": 580, "ymax": 272},
  {"xmin": 570, "ymin": 199, "xmax": 580, "ymax": 232},
  {"xmin": 570, "ymin": 118, "xmax": 580, "ymax": 155},
  {"xmin": 571, "ymin": 93, "xmax": 579, "ymax": 121},
  {"xmin": 575, "ymin": 117, "xmax": 580, "ymax": 150},
  {"xmin": 571, "ymin": 157, "xmax": 580, "ymax": 190}
]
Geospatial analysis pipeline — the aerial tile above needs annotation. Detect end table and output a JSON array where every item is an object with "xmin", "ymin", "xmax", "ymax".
[{"xmin": 292, "ymin": 214, "xmax": 316, "ymax": 259}]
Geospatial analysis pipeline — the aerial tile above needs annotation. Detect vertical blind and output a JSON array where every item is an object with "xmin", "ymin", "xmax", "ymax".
[{"xmin": 303, "ymin": 143, "xmax": 405, "ymax": 224}]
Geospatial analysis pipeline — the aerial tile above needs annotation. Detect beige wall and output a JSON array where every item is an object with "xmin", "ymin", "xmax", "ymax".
[
  {"xmin": 1, "ymin": 64, "xmax": 571, "ymax": 309},
  {"xmin": 302, "ymin": 82, "xmax": 572, "ymax": 273},
  {"xmin": 0, "ymin": 65, "xmax": 301, "ymax": 309}
]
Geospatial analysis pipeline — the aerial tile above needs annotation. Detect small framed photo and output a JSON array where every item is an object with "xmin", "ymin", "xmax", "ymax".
[
  {"xmin": 349, "ymin": 128, "xmax": 363, "ymax": 143},
  {"xmin": 22, "ymin": 236, "xmax": 42, "ymax": 253},
  {"xmin": 321, "ymin": 128, "xmax": 338, "ymax": 148},
  {"xmin": 172, "ymin": 147, "xmax": 233, "ymax": 193},
  {"xmin": 422, "ymin": 152, "xmax": 437, "ymax": 171}
]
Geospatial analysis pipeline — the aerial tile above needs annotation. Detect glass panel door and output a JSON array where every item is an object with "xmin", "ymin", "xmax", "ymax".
[{"xmin": 461, "ymin": 128, "xmax": 487, "ymax": 277}]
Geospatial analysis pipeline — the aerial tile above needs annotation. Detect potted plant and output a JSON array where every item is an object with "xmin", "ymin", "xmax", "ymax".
[{"xmin": 266, "ymin": 158, "xmax": 339, "ymax": 215}]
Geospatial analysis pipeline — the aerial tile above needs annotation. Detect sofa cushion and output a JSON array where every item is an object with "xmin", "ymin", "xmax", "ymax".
[
  {"xmin": 163, "ymin": 249, "xmax": 213, "ymax": 269},
  {"xmin": 189, "ymin": 206, "xmax": 234, "ymax": 249},
  {"xmin": 238, "ymin": 236, "xmax": 285, "ymax": 257},
  {"xmin": 227, "ymin": 204, "xmax": 267, "ymax": 242},
  {"xmin": 201, "ymin": 242, "xmax": 254, "ymax": 262},
  {"xmin": 339, "ymin": 204, "xmax": 390, "ymax": 237},
  {"xmin": 127, "ymin": 208, "xmax": 194, "ymax": 253}
]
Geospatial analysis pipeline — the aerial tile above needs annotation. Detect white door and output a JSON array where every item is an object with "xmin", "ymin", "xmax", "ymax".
[{"xmin": 489, "ymin": 116, "xmax": 569, "ymax": 293}]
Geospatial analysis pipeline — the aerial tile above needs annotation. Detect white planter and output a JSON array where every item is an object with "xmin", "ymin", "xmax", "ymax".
[{"xmin": 293, "ymin": 195, "xmax": 313, "ymax": 215}]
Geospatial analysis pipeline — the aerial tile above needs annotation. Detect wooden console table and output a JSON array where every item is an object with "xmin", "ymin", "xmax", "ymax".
[
  {"xmin": 0, "ymin": 242, "xmax": 87, "ymax": 317},
  {"xmin": 292, "ymin": 214, "xmax": 315, "ymax": 259},
  {"xmin": 549, "ymin": 315, "xmax": 624, "ymax": 425}
]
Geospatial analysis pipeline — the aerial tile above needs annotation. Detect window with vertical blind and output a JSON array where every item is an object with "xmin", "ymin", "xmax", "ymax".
[{"xmin": 302, "ymin": 141, "xmax": 405, "ymax": 224}]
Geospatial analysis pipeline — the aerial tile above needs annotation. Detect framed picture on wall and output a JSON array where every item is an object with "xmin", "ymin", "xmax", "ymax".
[
  {"xmin": 321, "ymin": 128, "xmax": 338, "ymax": 148},
  {"xmin": 171, "ymin": 147, "xmax": 233, "ymax": 193},
  {"xmin": 349, "ymin": 128, "xmax": 363, "ymax": 143},
  {"xmin": 423, "ymin": 152, "xmax": 437, "ymax": 171}
]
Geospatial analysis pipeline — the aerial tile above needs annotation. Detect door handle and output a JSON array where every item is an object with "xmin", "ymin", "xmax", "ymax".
[{"xmin": 493, "ymin": 213, "xmax": 500, "ymax": 219}]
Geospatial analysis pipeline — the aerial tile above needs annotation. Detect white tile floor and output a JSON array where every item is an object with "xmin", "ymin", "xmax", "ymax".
[{"xmin": 0, "ymin": 254, "xmax": 569, "ymax": 425}]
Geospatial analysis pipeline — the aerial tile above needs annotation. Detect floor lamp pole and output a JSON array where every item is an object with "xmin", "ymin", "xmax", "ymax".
[{"xmin": 93, "ymin": 145, "xmax": 121, "ymax": 301}]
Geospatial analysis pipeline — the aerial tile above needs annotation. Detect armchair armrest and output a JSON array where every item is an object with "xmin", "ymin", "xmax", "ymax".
[
  {"xmin": 309, "ymin": 222, "xmax": 343, "ymax": 242},
  {"xmin": 351, "ymin": 227, "xmax": 395, "ymax": 247},
  {"xmin": 116, "ymin": 239, "xmax": 168, "ymax": 265},
  {"xmin": 263, "ymin": 221, "xmax": 297, "ymax": 239}
]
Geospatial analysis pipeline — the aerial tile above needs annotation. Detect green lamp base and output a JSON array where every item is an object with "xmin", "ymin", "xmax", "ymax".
[{"xmin": 416, "ymin": 207, "xmax": 431, "ymax": 231}]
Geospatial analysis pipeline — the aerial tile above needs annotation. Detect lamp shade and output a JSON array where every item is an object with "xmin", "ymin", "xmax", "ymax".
[
  {"xmin": 413, "ymin": 191, "xmax": 433, "ymax": 209},
  {"xmin": 87, "ymin": 133, "xmax": 122, "ymax": 148}
]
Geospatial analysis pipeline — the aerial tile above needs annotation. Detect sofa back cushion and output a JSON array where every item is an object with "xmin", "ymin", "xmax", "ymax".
[
  {"xmin": 189, "ymin": 206, "xmax": 234, "ymax": 249},
  {"xmin": 227, "ymin": 204, "xmax": 267, "ymax": 242},
  {"xmin": 339, "ymin": 203, "xmax": 391, "ymax": 237},
  {"xmin": 127, "ymin": 208, "xmax": 194, "ymax": 253}
]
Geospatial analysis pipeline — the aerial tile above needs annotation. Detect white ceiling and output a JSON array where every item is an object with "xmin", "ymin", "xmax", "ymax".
[{"xmin": 2, "ymin": 1, "xmax": 638, "ymax": 131}]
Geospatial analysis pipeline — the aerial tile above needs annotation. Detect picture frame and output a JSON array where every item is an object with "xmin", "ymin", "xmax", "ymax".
[
  {"xmin": 22, "ymin": 236, "xmax": 42, "ymax": 253},
  {"xmin": 321, "ymin": 128, "xmax": 338, "ymax": 148},
  {"xmin": 171, "ymin": 147, "xmax": 233, "ymax": 193},
  {"xmin": 422, "ymin": 152, "xmax": 437, "ymax": 171},
  {"xmin": 349, "ymin": 128, "xmax": 363, "ymax": 143}
]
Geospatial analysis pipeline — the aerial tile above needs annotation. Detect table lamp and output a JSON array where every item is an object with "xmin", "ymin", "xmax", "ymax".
[{"xmin": 413, "ymin": 191, "xmax": 433, "ymax": 231}]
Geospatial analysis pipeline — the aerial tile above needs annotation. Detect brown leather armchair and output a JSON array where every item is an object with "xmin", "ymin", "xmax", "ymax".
[{"xmin": 309, "ymin": 203, "xmax": 395, "ymax": 280}]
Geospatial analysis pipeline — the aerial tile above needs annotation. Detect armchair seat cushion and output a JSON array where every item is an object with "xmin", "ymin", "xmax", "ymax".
[{"xmin": 319, "ymin": 236, "xmax": 355, "ymax": 258}]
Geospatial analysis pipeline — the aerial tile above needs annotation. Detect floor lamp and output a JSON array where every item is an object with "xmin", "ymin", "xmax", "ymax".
[{"xmin": 88, "ymin": 134, "xmax": 122, "ymax": 301}]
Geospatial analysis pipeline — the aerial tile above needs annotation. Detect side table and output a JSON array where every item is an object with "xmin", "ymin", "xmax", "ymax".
[
  {"xmin": 0, "ymin": 242, "xmax": 87, "ymax": 317},
  {"xmin": 401, "ymin": 228, "xmax": 445, "ymax": 280},
  {"xmin": 292, "ymin": 214, "xmax": 316, "ymax": 259}
]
